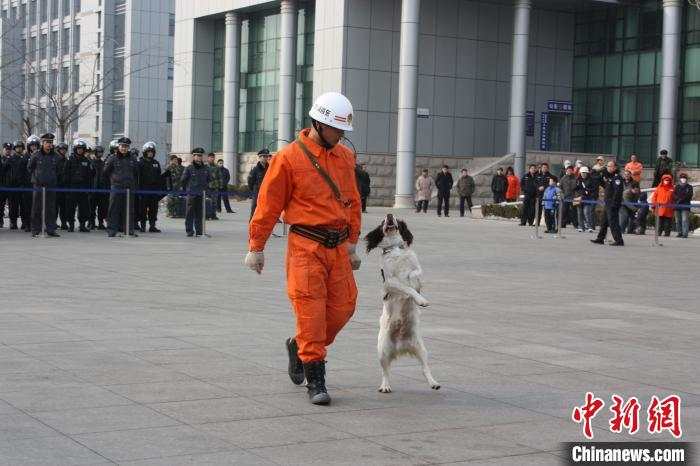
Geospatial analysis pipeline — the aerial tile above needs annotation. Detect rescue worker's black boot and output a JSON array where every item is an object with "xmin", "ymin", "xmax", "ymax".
[
  {"xmin": 303, "ymin": 360, "xmax": 330, "ymax": 405},
  {"xmin": 285, "ymin": 337, "xmax": 304, "ymax": 385}
]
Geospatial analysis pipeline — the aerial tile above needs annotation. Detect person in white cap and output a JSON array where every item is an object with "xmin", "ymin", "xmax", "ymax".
[{"xmin": 245, "ymin": 92, "xmax": 361, "ymax": 406}]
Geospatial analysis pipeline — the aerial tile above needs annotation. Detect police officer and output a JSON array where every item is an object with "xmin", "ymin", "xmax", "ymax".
[
  {"xmin": 165, "ymin": 154, "xmax": 185, "ymax": 218},
  {"xmin": 591, "ymin": 160, "xmax": 624, "ymax": 247},
  {"xmin": 181, "ymin": 147, "xmax": 210, "ymax": 237},
  {"xmin": 27, "ymin": 133, "xmax": 61, "ymax": 237},
  {"xmin": 137, "ymin": 142, "xmax": 164, "ymax": 233},
  {"xmin": 205, "ymin": 152, "xmax": 221, "ymax": 220},
  {"xmin": 5, "ymin": 142, "xmax": 29, "ymax": 230},
  {"xmin": 216, "ymin": 158, "xmax": 234, "ymax": 214},
  {"xmin": 22, "ymin": 136, "xmax": 41, "ymax": 232},
  {"xmin": 91, "ymin": 146, "xmax": 109, "ymax": 229},
  {"xmin": 54, "ymin": 142, "xmax": 70, "ymax": 230},
  {"xmin": 64, "ymin": 139, "xmax": 95, "ymax": 232},
  {"xmin": 13, "ymin": 141, "xmax": 32, "ymax": 232},
  {"xmin": 520, "ymin": 164, "xmax": 538, "ymax": 226},
  {"xmin": 104, "ymin": 137, "xmax": 138, "ymax": 237},
  {"xmin": 0, "ymin": 143, "xmax": 13, "ymax": 228},
  {"xmin": 247, "ymin": 149, "xmax": 270, "ymax": 220}
]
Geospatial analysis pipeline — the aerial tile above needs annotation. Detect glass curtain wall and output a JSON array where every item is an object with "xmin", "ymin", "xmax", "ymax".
[
  {"xmin": 680, "ymin": 6, "xmax": 700, "ymax": 166},
  {"xmin": 211, "ymin": 3, "xmax": 314, "ymax": 153},
  {"xmin": 571, "ymin": 1, "xmax": 662, "ymax": 164}
]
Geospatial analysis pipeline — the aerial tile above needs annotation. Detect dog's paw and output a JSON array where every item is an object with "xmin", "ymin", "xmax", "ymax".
[
  {"xmin": 431, "ymin": 383, "xmax": 441, "ymax": 390},
  {"xmin": 378, "ymin": 385, "xmax": 392, "ymax": 393},
  {"xmin": 415, "ymin": 296, "xmax": 430, "ymax": 307}
]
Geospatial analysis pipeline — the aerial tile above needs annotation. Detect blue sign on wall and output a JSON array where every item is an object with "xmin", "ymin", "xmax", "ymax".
[
  {"xmin": 540, "ymin": 112, "xmax": 550, "ymax": 151},
  {"xmin": 526, "ymin": 111, "xmax": 535, "ymax": 137},
  {"xmin": 547, "ymin": 100, "xmax": 573, "ymax": 113}
]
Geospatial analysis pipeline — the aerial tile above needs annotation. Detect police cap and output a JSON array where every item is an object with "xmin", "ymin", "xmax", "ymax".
[
  {"xmin": 191, "ymin": 147, "xmax": 205, "ymax": 155},
  {"xmin": 117, "ymin": 137, "xmax": 132, "ymax": 146},
  {"xmin": 40, "ymin": 133, "xmax": 55, "ymax": 141},
  {"xmin": 3, "ymin": 142, "xmax": 13, "ymax": 150}
]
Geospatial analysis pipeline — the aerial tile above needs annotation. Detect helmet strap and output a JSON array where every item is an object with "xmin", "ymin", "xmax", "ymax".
[{"xmin": 312, "ymin": 120, "xmax": 334, "ymax": 149}]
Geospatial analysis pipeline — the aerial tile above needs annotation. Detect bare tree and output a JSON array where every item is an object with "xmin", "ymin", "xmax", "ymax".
[{"xmin": 1, "ymin": 27, "xmax": 169, "ymax": 143}]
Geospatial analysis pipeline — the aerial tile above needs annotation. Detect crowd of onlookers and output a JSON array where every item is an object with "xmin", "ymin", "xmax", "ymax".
[{"xmin": 411, "ymin": 150, "xmax": 695, "ymax": 238}]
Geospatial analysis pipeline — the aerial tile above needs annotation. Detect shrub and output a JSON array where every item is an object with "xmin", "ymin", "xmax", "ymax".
[{"xmin": 481, "ymin": 204, "xmax": 522, "ymax": 219}]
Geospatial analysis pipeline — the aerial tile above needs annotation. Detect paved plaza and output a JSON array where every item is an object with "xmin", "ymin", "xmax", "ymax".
[{"xmin": 0, "ymin": 203, "xmax": 698, "ymax": 465}]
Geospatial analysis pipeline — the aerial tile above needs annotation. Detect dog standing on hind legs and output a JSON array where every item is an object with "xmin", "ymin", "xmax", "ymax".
[{"xmin": 365, "ymin": 213, "xmax": 440, "ymax": 394}]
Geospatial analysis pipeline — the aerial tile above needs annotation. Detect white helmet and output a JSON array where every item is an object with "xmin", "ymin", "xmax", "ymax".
[
  {"xmin": 308, "ymin": 92, "xmax": 354, "ymax": 132},
  {"xmin": 27, "ymin": 134, "xmax": 40, "ymax": 146},
  {"xmin": 564, "ymin": 160, "xmax": 572, "ymax": 167},
  {"xmin": 579, "ymin": 166, "xmax": 590, "ymax": 174},
  {"xmin": 73, "ymin": 138, "xmax": 88, "ymax": 149},
  {"xmin": 142, "ymin": 141, "xmax": 156, "ymax": 153}
]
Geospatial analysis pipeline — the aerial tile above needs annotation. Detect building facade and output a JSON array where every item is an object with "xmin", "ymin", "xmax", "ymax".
[
  {"xmin": 172, "ymin": 0, "xmax": 698, "ymax": 204},
  {"xmin": 0, "ymin": 0, "xmax": 175, "ymax": 159}
]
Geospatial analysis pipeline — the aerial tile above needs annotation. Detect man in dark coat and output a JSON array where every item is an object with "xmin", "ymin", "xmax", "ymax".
[
  {"xmin": 104, "ymin": 137, "xmax": 139, "ymax": 237},
  {"xmin": 217, "ymin": 159, "xmax": 235, "ymax": 213},
  {"xmin": 490, "ymin": 167, "xmax": 508, "ymax": 204},
  {"xmin": 355, "ymin": 163, "xmax": 371, "ymax": 213},
  {"xmin": 520, "ymin": 164, "xmax": 538, "ymax": 226},
  {"xmin": 64, "ymin": 139, "xmax": 95, "ymax": 232},
  {"xmin": 136, "ymin": 142, "xmax": 165, "ymax": 233},
  {"xmin": 435, "ymin": 165, "xmax": 454, "ymax": 217},
  {"xmin": 181, "ymin": 147, "xmax": 210, "ymax": 236},
  {"xmin": 653, "ymin": 149, "xmax": 673, "ymax": 187},
  {"xmin": 591, "ymin": 161, "xmax": 625, "ymax": 246},
  {"xmin": 247, "ymin": 149, "xmax": 271, "ymax": 220},
  {"xmin": 27, "ymin": 133, "xmax": 61, "ymax": 237}
]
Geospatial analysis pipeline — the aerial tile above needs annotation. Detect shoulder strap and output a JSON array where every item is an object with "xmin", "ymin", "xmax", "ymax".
[{"xmin": 296, "ymin": 139, "xmax": 342, "ymax": 202}]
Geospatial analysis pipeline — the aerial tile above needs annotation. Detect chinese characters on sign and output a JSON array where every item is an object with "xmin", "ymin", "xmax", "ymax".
[
  {"xmin": 572, "ymin": 393, "xmax": 682, "ymax": 440},
  {"xmin": 547, "ymin": 100, "xmax": 573, "ymax": 113},
  {"xmin": 525, "ymin": 111, "xmax": 535, "ymax": 137}
]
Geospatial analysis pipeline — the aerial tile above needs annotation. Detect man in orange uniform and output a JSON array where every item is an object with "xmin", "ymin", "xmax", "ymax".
[{"xmin": 245, "ymin": 92, "xmax": 361, "ymax": 405}]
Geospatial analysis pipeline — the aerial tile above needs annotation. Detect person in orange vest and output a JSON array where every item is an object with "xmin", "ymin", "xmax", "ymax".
[
  {"xmin": 624, "ymin": 153, "xmax": 643, "ymax": 184},
  {"xmin": 245, "ymin": 92, "xmax": 361, "ymax": 405}
]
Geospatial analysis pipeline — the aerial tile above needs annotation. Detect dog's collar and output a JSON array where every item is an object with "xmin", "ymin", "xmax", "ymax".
[{"xmin": 382, "ymin": 244, "xmax": 405, "ymax": 255}]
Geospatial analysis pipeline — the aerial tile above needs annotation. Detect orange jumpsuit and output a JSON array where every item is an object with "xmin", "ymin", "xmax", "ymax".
[{"xmin": 249, "ymin": 128, "xmax": 361, "ymax": 363}]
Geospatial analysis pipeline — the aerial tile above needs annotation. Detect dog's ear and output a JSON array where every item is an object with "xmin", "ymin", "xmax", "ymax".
[
  {"xmin": 364, "ymin": 224, "xmax": 384, "ymax": 253},
  {"xmin": 397, "ymin": 220, "xmax": 413, "ymax": 247}
]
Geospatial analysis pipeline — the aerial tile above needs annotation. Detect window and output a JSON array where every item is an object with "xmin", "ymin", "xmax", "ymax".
[
  {"xmin": 39, "ymin": 33, "xmax": 47, "ymax": 59},
  {"xmin": 95, "ymin": 95, "xmax": 100, "ymax": 111},
  {"xmin": 112, "ymin": 100, "xmax": 124, "ymax": 133},
  {"xmin": 169, "ymin": 13, "xmax": 175, "ymax": 36},
  {"xmin": 51, "ymin": 30, "xmax": 58, "ymax": 57},
  {"xmin": 12, "ymin": 6, "xmax": 18, "ymax": 22},
  {"xmin": 61, "ymin": 67, "xmax": 69, "ymax": 93},
  {"xmin": 114, "ymin": 14, "xmax": 124, "ymax": 47},
  {"xmin": 73, "ymin": 0, "xmax": 80, "ymax": 13},
  {"xmin": 40, "ymin": 0, "xmax": 47, "ymax": 23},
  {"xmin": 97, "ymin": 32, "xmax": 101, "ymax": 48},
  {"xmin": 51, "ymin": 0, "xmax": 58, "ymax": 20},
  {"xmin": 19, "ymin": 75, "xmax": 26, "ymax": 99},
  {"xmin": 166, "ymin": 100, "xmax": 173, "ymax": 123},
  {"xmin": 39, "ymin": 71, "xmax": 46, "ymax": 96},
  {"xmin": 167, "ymin": 57, "xmax": 174, "ymax": 80},
  {"xmin": 112, "ymin": 56, "xmax": 124, "ymax": 90},
  {"xmin": 95, "ymin": 115, "xmax": 99, "ymax": 131},
  {"xmin": 28, "ymin": 74, "xmax": 36, "ymax": 98},
  {"xmin": 72, "ymin": 64, "xmax": 79, "ymax": 92},
  {"xmin": 62, "ymin": 27, "xmax": 70, "ymax": 55},
  {"xmin": 63, "ymin": 0, "xmax": 69, "ymax": 16},
  {"xmin": 49, "ymin": 68, "xmax": 57, "ymax": 93},
  {"xmin": 96, "ymin": 52, "xmax": 101, "ymax": 70},
  {"xmin": 97, "ymin": 11, "xmax": 101, "ymax": 29},
  {"xmin": 73, "ymin": 25, "xmax": 80, "ymax": 53},
  {"xmin": 28, "ymin": 0, "xmax": 36, "ymax": 27},
  {"xmin": 29, "ymin": 36, "xmax": 37, "ymax": 57}
]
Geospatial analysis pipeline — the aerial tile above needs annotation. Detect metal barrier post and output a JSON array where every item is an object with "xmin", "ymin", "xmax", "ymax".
[
  {"xmin": 556, "ymin": 197, "xmax": 566, "ymax": 239},
  {"xmin": 201, "ymin": 190, "xmax": 208, "ymax": 237},
  {"xmin": 125, "ymin": 188, "xmax": 131, "ymax": 238},
  {"xmin": 41, "ymin": 187, "xmax": 47, "ymax": 237},
  {"xmin": 532, "ymin": 200, "xmax": 542, "ymax": 239},
  {"xmin": 653, "ymin": 202, "xmax": 662, "ymax": 247}
]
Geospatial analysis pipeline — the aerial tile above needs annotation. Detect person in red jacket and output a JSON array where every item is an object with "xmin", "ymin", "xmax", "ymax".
[
  {"xmin": 650, "ymin": 174, "xmax": 675, "ymax": 237},
  {"xmin": 245, "ymin": 92, "xmax": 361, "ymax": 406},
  {"xmin": 505, "ymin": 166, "xmax": 520, "ymax": 202}
]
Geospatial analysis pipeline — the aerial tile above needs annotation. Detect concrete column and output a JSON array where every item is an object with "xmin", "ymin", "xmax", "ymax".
[
  {"xmin": 509, "ymin": 0, "xmax": 531, "ymax": 178},
  {"xmin": 222, "ymin": 12, "xmax": 240, "ymax": 185},
  {"xmin": 657, "ymin": 0, "xmax": 682, "ymax": 157},
  {"xmin": 394, "ymin": 0, "xmax": 420, "ymax": 209},
  {"xmin": 277, "ymin": 0, "xmax": 297, "ymax": 148}
]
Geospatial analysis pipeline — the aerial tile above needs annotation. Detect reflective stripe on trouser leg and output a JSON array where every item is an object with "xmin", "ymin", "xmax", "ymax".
[{"xmin": 286, "ymin": 234, "xmax": 358, "ymax": 363}]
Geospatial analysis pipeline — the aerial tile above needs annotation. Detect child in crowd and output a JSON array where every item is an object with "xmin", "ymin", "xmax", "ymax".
[{"xmin": 542, "ymin": 178, "xmax": 561, "ymax": 234}]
